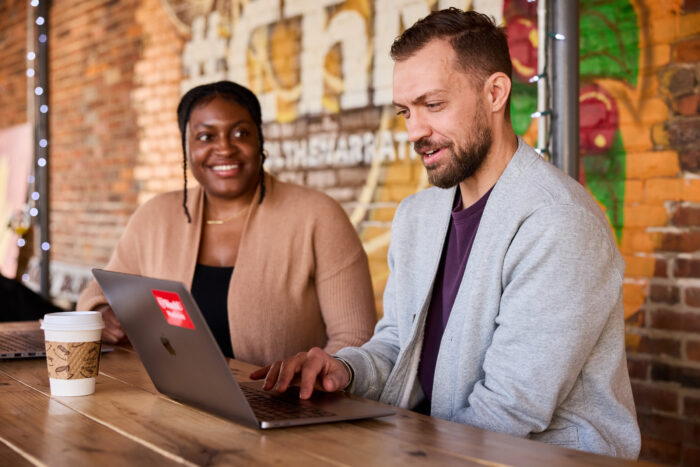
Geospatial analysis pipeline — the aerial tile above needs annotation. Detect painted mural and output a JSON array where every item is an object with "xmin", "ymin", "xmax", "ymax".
[{"xmin": 161, "ymin": 0, "xmax": 674, "ymax": 316}]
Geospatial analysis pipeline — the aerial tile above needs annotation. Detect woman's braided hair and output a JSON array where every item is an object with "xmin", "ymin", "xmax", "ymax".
[{"xmin": 176, "ymin": 81, "xmax": 266, "ymax": 223}]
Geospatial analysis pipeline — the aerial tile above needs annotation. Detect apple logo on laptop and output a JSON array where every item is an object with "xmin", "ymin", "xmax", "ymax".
[{"xmin": 160, "ymin": 336, "xmax": 176, "ymax": 356}]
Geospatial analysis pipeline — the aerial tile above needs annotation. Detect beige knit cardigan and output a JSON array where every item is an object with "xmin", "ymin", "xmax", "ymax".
[{"xmin": 77, "ymin": 173, "xmax": 377, "ymax": 366}]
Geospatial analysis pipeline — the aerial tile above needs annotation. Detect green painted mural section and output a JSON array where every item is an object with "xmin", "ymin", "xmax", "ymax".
[
  {"xmin": 580, "ymin": 0, "xmax": 639, "ymax": 242},
  {"xmin": 580, "ymin": 0, "xmax": 640, "ymax": 86},
  {"xmin": 582, "ymin": 130, "xmax": 627, "ymax": 237}
]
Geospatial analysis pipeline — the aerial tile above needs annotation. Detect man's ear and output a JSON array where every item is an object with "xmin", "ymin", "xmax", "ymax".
[{"xmin": 484, "ymin": 72, "xmax": 511, "ymax": 114}]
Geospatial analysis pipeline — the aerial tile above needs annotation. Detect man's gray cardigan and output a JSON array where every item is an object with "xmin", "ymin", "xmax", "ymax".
[{"xmin": 337, "ymin": 138, "xmax": 641, "ymax": 458}]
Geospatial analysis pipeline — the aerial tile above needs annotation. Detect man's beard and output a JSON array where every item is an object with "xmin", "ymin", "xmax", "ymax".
[{"xmin": 417, "ymin": 113, "xmax": 493, "ymax": 189}]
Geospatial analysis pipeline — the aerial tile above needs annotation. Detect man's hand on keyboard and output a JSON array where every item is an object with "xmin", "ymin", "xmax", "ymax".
[{"xmin": 250, "ymin": 347, "xmax": 351, "ymax": 399}]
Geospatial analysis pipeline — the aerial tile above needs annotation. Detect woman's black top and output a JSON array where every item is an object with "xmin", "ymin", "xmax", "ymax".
[{"xmin": 190, "ymin": 263, "xmax": 235, "ymax": 358}]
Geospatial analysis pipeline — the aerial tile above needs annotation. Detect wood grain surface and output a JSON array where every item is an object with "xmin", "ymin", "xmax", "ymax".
[{"xmin": 0, "ymin": 321, "xmax": 654, "ymax": 466}]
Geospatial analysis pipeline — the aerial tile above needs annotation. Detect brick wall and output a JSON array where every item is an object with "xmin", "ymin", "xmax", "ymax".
[
  {"xmin": 49, "ymin": 0, "xmax": 142, "ymax": 270},
  {"xmin": 0, "ymin": 1, "xmax": 28, "ymax": 128},
  {"xmin": 623, "ymin": 1, "xmax": 700, "ymax": 463},
  {"xmin": 0, "ymin": 0, "xmax": 699, "ymax": 464}
]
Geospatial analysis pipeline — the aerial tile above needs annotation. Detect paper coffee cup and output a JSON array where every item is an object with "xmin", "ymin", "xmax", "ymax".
[{"xmin": 41, "ymin": 311, "xmax": 105, "ymax": 396}]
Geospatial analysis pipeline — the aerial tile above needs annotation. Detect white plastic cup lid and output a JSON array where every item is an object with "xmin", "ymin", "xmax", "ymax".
[{"xmin": 41, "ymin": 311, "xmax": 105, "ymax": 332}]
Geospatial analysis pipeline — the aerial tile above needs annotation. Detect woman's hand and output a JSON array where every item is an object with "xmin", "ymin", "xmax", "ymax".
[{"xmin": 95, "ymin": 303, "xmax": 129, "ymax": 345}]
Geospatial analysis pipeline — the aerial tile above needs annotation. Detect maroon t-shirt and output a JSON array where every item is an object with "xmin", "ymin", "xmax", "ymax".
[{"xmin": 417, "ymin": 186, "xmax": 493, "ymax": 407}]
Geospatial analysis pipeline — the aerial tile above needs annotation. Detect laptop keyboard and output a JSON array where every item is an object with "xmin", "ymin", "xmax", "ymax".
[
  {"xmin": 0, "ymin": 331, "xmax": 45, "ymax": 355},
  {"xmin": 240, "ymin": 385, "xmax": 336, "ymax": 420}
]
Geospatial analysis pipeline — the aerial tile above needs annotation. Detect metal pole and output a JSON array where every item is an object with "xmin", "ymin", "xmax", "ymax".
[
  {"xmin": 536, "ymin": 0, "xmax": 548, "ymax": 158},
  {"xmin": 548, "ymin": 0, "xmax": 579, "ymax": 180},
  {"xmin": 34, "ymin": 0, "xmax": 51, "ymax": 298}
]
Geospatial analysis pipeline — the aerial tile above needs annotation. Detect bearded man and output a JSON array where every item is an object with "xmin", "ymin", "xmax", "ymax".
[{"xmin": 253, "ymin": 8, "xmax": 641, "ymax": 459}]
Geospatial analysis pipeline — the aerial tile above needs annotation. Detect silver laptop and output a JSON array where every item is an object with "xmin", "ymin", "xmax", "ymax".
[
  {"xmin": 0, "ymin": 329, "xmax": 47, "ymax": 359},
  {"xmin": 92, "ymin": 268, "xmax": 394, "ymax": 429},
  {"xmin": 0, "ymin": 327, "xmax": 113, "ymax": 359}
]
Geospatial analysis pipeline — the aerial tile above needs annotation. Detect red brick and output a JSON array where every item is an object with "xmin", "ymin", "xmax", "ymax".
[
  {"xmin": 649, "ymin": 284, "xmax": 681, "ymax": 304},
  {"xmin": 688, "ymin": 341, "xmax": 700, "ymax": 362},
  {"xmin": 628, "ymin": 358, "xmax": 649, "ymax": 380},
  {"xmin": 639, "ymin": 435, "xmax": 681, "ymax": 465},
  {"xmin": 682, "ymin": 445, "xmax": 700, "ymax": 467},
  {"xmin": 651, "ymin": 309, "xmax": 700, "ymax": 332},
  {"xmin": 655, "ymin": 259, "xmax": 669, "ymax": 278},
  {"xmin": 687, "ymin": 288, "xmax": 700, "ymax": 307},
  {"xmin": 639, "ymin": 412, "xmax": 685, "ymax": 441},
  {"xmin": 631, "ymin": 382, "xmax": 678, "ymax": 412},
  {"xmin": 673, "ymin": 205, "xmax": 700, "ymax": 226},
  {"xmin": 684, "ymin": 395, "xmax": 700, "ymax": 417},
  {"xmin": 674, "ymin": 94, "xmax": 700, "ymax": 116},
  {"xmin": 638, "ymin": 336, "xmax": 681, "ymax": 357},
  {"xmin": 685, "ymin": 420, "xmax": 700, "ymax": 444},
  {"xmin": 652, "ymin": 362, "xmax": 700, "ymax": 388},
  {"xmin": 656, "ymin": 231, "xmax": 700, "ymax": 252},
  {"xmin": 674, "ymin": 259, "xmax": 700, "ymax": 278},
  {"xmin": 674, "ymin": 38, "xmax": 700, "ymax": 63},
  {"xmin": 668, "ymin": 68, "xmax": 696, "ymax": 96},
  {"xmin": 679, "ymin": 148, "xmax": 700, "ymax": 172}
]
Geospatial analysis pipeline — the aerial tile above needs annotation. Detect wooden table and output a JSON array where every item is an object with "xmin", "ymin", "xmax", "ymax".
[{"xmin": 0, "ymin": 321, "xmax": 650, "ymax": 466}]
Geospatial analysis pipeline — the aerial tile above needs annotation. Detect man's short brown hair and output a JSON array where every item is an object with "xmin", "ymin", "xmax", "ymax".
[{"xmin": 390, "ymin": 8, "xmax": 512, "ymax": 117}]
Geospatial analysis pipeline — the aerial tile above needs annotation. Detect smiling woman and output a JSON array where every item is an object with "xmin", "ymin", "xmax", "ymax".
[{"xmin": 76, "ymin": 81, "xmax": 377, "ymax": 366}]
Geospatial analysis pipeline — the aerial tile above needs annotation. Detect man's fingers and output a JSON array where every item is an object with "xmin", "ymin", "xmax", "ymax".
[
  {"xmin": 263, "ymin": 361, "xmax": 282, "ymax": 391},
  {"xmin": 275, "ymin": 354, "xmax": 305, "ymax": 392},
  {"xmin": 298, "ymin": 350, "xmax": 326, "ymax": 399},
  {"xmin": 322, "ymin": 373, "xmax": 343, "ymax": 392}
]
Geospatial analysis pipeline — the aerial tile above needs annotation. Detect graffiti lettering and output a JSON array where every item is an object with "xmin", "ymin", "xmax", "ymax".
[{"xmin": 181, "ymin": 0, "xmax": 499, "ymax": 122}]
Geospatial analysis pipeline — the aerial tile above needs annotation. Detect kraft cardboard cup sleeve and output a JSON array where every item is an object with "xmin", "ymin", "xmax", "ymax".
[{"xmin": 41, "ymin": 311, "xmax": 105, "ymax": 396}]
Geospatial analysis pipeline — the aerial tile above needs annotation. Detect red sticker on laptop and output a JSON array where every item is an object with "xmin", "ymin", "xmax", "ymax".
[{"xmin": 151, "ymin": 290, "xmax": 195, "ymax": 330}]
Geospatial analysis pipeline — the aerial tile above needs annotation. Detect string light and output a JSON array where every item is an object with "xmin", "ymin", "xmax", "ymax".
[
  {"xmin": 21, "ymin": 0, "xmax": 52, "ymax": 299},
  {"xmin": 530, "ymin": 110, "xmax": 550, "ymax": 118},
  {"xmin": 529, "ymin": 73, "xmax": 546, "ymax": 83},
  {"xmin": 550, "ymin": 32, "xmax": 566, "ymax": 41}
]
